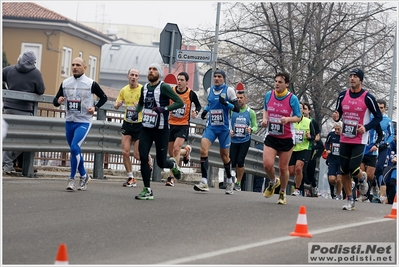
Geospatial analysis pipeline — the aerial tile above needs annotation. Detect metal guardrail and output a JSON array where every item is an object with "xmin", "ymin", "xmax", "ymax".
[{"xmin": 3, "ymin": 91, "xmax": 301, "ymax": 192}]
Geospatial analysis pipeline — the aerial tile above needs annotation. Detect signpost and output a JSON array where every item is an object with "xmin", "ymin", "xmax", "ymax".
[
  {"xmin": 159, "ymin": 23, "xmax": 182, "ymax": 72},
  {"xmin": 236, "ymin": 82, "xmax": 244, "ymax": 91},
  {"xmin": 176, "ymin": 50, "xmax": 212, "ymax": 63},
  {"xmin": 203, "ymin": 68, "xmax": 213, "ymax": 91},
  {"xmin": 164, "ymin": 73, "xmax": 177, "ymax": 85}
]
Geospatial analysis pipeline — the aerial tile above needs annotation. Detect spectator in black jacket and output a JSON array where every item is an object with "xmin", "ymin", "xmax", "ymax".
[{"xmin": 2, "ymin": 51, "xmax": 45, "ymax": 174}]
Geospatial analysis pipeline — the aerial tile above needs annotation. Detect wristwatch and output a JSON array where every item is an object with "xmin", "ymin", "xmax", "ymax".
[
  {"xmin": 164, "ymin": 106, "xmax": 168, "ymax": 111},
  {"xmin": 94, "ymin": 106, "xmax": 99, "ymax": 111}
]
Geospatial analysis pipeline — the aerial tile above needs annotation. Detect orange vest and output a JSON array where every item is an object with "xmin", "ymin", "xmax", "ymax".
[{"xmin": 169, "ymin": 86, "xmax": 192, "ymax": 126}]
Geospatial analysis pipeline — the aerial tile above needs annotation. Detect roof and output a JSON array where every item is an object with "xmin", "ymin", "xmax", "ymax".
[
  {"xmin": 2, "ymin": 2, "xmax": 111, "ymax": 41},
  {"xmin": 100, "ymin": 43, "xmax": 163, "ymax": 75}
]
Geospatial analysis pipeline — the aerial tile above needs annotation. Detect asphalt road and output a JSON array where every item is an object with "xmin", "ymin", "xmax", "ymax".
[{"xmin": 2, "ymin": 176, "xmax": 397, "ymax": 265}]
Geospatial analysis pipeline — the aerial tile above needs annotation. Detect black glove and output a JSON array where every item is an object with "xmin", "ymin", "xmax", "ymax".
[
  {"xmin": 131, "ymin": 112, "xmax": 138, "ymax": 121},
  {"xmin": 201, "ymin": 110, "xmax": 208, "ymax": 120},
  {"xmin": 219, "ymin": 95, "xmax": 228, "ymax": 106},
  {"xmin": 152, "ymin": 106, "xmax": 165, "ymax": 114},
  {"xmin": 379, "ymin": 143, "xmax": 388, "ymax": 150}
]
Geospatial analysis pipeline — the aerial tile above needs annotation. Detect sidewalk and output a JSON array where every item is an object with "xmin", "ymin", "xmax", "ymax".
[{"xmin": 2, "ymin": 166, "xmax": 202, "ymax": 185}]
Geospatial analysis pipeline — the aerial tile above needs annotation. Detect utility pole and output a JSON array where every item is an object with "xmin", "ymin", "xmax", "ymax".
[
  {"xmin": 388, "ymin": 29, "xmax": 396, "ymax": 119},
  {"xmin": 211, "ymin": 2, "xmax": 221, "ymax": 86}
]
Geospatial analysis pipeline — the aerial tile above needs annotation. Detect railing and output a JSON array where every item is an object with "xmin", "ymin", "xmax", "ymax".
[{"xmin": 2, "ymin": 90, "xmax": 308, "ymax": 192}]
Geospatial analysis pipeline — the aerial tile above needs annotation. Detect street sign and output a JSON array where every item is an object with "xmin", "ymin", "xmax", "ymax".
[
  {"xmin": 164, "ymin": 74, "xmax": 177, "ymax": 85},
  {"xmin": 159, "ymin": 23, "xmax": 182, "ymax": 65},
  {"xmin": 236, "ymin": 82, "xmax": 244, "ymax": 91},
  {"xmin": 176, "ymin": 50, "xmax": 212, "ymax": 63}
]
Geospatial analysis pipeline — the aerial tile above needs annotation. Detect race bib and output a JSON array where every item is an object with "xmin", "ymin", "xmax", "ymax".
[
  {"xmin": 342, "ymin": 119, "xmax": 358, "ymax": 138},
  {"xmin": 171, "ymin": 105, "xmax": 186, "ymax": 118},
  {"xmin": 67, "ymin": 99, "xmax": 81, "ymax": 113},
  {"xmin": 234, "ymin": 124, "xmax": 246, "ymax": 137},
  {"xmin": 295, "ymin": 130, "xmax": 304, "ymax": 144},
  {"xmin": 142, "ymin": 108, "xmax": 158, "ymax": 128},
  {"xmin": 332, "ymin": 143, "xmax": 340, "ymax": 156},
  {"xmin": 210, "ymin": 109, "xmax": 224, "ymax": 126},
  {"xmin": 125, "ymin": 106, "xmax": 137, "ymax": 122},
  {"xmin": 268, "ymin": 117, "xmax": 284, "ymax": 135}
]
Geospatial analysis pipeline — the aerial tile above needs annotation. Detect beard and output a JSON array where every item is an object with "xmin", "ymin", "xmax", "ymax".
[{"xmin": 148, "ymin": 73, "xmax": 159, "ymax": 83}]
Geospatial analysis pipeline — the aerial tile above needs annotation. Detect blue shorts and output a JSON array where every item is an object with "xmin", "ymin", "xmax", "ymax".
[
  {"xmin": 202, "ymin": 127, "xmax": 231, "ymax": 149},
  {"xmin": 328, "ymin": 161, "xmax": 341, "ymax": 176}
]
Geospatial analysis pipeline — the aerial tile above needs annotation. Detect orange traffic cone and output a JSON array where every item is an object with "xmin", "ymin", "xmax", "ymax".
[
  {"xmin": 384, "ymin": 194, "xmax": 397, "ymax": 219},
  {"xmin": 290, "ymin": 206, "xmax": 312, "ymax": 238},
  {"xmin": 54, "ymin": 243, "xmax": 69, "ymax": 265}
]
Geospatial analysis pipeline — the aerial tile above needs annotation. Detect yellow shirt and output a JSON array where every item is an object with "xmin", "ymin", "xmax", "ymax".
[{"xmin": 116, "ymin": 84, "xmax": 143, "ymax": 123}]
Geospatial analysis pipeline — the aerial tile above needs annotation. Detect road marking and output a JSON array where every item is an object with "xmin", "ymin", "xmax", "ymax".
[{"xmin": 158, "ymin": 218, "xmax": 394, "ymax": 264}]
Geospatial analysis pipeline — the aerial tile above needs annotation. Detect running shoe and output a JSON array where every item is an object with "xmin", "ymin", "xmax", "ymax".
[
  {"xmin": 165, "ymin": 176, "xmax": 174, "ymax": 187},
  {"xmin": 291, "ymin": 188, "xmax": 300, "ymax": 196},
  {"xmin": 78, "ymin": 175, "xmax": 91, "ymax": 191},
  {"xmin": 170, "ymin": 158, "xmax": 182, "ymax": 180},
  {"xmin": 263, "ymin": 178, "xmax": 280, "ymax": 198},
  {"xmin": 4, "ymin": 167, "xmax": 16, "ymax": 175},
  {"xmin": 311, "ymin": 186, "xmax": 319, "ymax": 197},
  {"xmin": 123, "ymin": 177, "xmax": 137, "ymax": 187},
  {"xmin": 342, "ymin": 198, "xmax": 355, "ymax": 210},
  {"xmin": 135, "ymin": 188, "xmax": 154, "ymax": 200},
  {"xmin": 225, "ymin": 183, "xmax": 234, "ymax": 195},
  {"xmin": 358, "ymin": 172, "xmax": 369, "ymax": 195},
  {"xmin": 356, "ymin": 195, "xmax": 368, "ymax": 202},
  {"xmin": 334, "ymin": 195, "xmax": 343, "ymax": 200},
  {"xmin": 194, "ymin": 181, "xmax": 209, "ymax": 192},
  {"xmin": 183, "ymin": 145, "xmax": 192, "ymax": 164},
  {"xmin": 66, "ymin": 178, "xmax": 76, "ymax": 191},
  {"xmin": 277, "ymin": 191, "xmax": 287, "ymax": 205},
  {"xmin": 233, "ymin": 183, "xmax": 241, "ymax": 191}
]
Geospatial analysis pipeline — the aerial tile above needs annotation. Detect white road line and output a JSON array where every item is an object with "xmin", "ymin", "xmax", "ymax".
[{"xmin": 157, "ymin": 218, "xmax": 395, "ymax": 265}]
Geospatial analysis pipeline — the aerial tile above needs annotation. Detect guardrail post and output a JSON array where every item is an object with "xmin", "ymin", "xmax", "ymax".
[
  {"xmin": 93, "ymin": 109, "xmax": 107, "ymax": 179},
  {"xmin": 22, "ymin": 152, "xmax": 35, "ymax": 178},
  {"xmin": 245, "ymin": 173, "xmax": 254, "ymax": 192},
  {"xmin": 152, "ymin": 158, "xmax": 162, "ymax": 182}
]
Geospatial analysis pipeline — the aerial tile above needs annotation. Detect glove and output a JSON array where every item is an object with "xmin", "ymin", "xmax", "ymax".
[
  {"xmin": 379, "ymin": 143, "xmax": 388, "ymax": 150},
  {"xmin": 131, "ymin": 112, "xmax": 138, "ymax": 121},
  {"xmin": 152, "ymin": 106, "xmax": 165, "ymax": 114},
  {"xmin": 219, "ymin": 95, "xmax": 228, "ymax": 106},
  {"xmin": 201, "ymin": 110, "xmax": 208, "ymax": 120}
]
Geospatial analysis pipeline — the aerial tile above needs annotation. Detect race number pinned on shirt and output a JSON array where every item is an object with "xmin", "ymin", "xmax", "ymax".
[
  {"xmin": 142, "ymin": 108, "xmax": 158, "ymax": 128},
  {"xmin": 171, "ymin": 104, "xmax": 186, "ymax": 118},
  {"xmin": 67, "ymin": 99, "xmax": 82, "ymax": 113},
  {"xmin": 234, "ymin": 124, "xmax": 247, "ymax": 137},
  {"xmin": 268, "ymin": 117, "xmax": 284, "ymax": 135},
  {"xmin": 332, "ymin": 143, "xmax": 340, "ymax": 156},
  {"xmin": 342, "ymin": 119, "xmax": 358, "ymax": 138},
  {"xmin": 126, "ymin": 106, "xmax": 138, "ymax": 122},
  {"xmin": 295, "ymin": 130, "xmax": 304, "ymax": 144},
  {"xmin": 210, "ymin": 109, "xmax": 224, "ymax": 126}
]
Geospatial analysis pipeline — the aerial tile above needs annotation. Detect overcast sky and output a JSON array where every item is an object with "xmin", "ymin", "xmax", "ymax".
[{"xmin": 36, "ymin": 1, "xmax": 221, "ymax": 31}]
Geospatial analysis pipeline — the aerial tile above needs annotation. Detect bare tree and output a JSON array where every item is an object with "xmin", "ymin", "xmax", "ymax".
[{"xmin": 185, "ymin": 2, "xmax": 396, "ymax": 133}]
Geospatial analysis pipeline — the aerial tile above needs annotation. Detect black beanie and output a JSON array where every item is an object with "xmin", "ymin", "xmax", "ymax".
[
  {"xmin": 214, "ymin": 69, "xmax": 226, "ymax": 80},
  {"xmin": 350, "ymin": 68, "xmax": 364, "ymax": 82}
]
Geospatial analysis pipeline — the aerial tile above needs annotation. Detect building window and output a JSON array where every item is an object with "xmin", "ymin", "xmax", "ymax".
[
  {"xmin": 88, "ymin": 56, "xmax": 97, "ymax": 80},
  {"xmin": 21, "ymin": 43, "xmax": 42, "ymax": 70},
  {"xmin": 61, "ymin": 47, "xmax": 72, "ymax": 77},
  {"xmin": 79, "ymin": 51, "xmax": 83, "ymax": 58}
]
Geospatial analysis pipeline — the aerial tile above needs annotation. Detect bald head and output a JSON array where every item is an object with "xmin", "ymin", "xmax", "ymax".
[{"xmin": 72, "ymin": 57, "xmax": 87, "ymax": 77}]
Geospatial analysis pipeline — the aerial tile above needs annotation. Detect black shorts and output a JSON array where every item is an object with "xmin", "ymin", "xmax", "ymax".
[
  {"xmin": 264, "ymin": 135, "xmax": 294, "ymax": 152},
  {"xmin": 289, "ymin": 150, "xmax": 311, "ymax": 167},
  {"xmin": 362, "ymin": 154, "xmax": 377, "ymax": 167},
  {"xmin": 121, "ymin": 121, "xmax": 142, "ymax": 141},
  {"xmin": 169, "ymin": 125, "xmax": 189, "ymax": 142}
]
